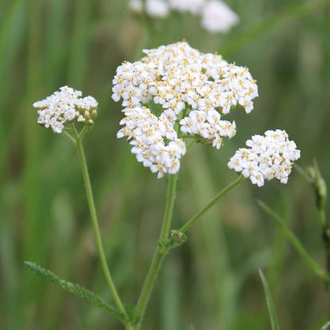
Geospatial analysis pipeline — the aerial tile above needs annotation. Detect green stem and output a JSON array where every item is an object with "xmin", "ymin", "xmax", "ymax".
[
  {"xmin": 73, "ymin": 127, "xmax": 130, "ymax": 326},
  {"xmin": 295, "ymin": 162, "xmax": 330, "ymax": 317},
  {"xmin": 62, "ymin": 131, "xmax": 76, "ymax": 144},
  {"xmin": 180, "ymin": 175, "xmax": 245, "ymax": 233},
  {"xmin": 294, "ymin": 164, "xmax": 313, "ymax": 183},
  {"xmin": 78, "ymin": 125, "xmax": 89, "ymax": 139},
  {"xmin": 181, "ymin": 135, "xmax": 195, "ymax": 139},
  {"xmin": 186, "ymin": 139, "xmax": 196, "ymax": 150},
  {"xmin": 160, "ymin": 174, "xmax": 178, "ymax": 241},
  {"xmin": 135, "ymin": 173, "xmax": 178, "ymax": 327}
]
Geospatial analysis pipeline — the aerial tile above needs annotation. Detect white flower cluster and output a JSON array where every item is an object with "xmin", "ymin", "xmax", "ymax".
[
  {"xmin": 113, "ymin": 41, "xmax": 258, "ymax": 178},
  {"xmin": 129, "ymin": 0, "xmax": 239, "ymax": 34},
  {"xmin": 228, "ymin": 130, "xmax": 301, "ymax": 187},
  {"xmin": 118, "ymin": 107, "xmax": 186, "ymax": 178},
  {"xmin": 33, "ymin": 86, "xmax": 98, "ymax": 134},
  {"xmin": 180, "ymin": 110, "xmax": 236, "ymax": 149}
]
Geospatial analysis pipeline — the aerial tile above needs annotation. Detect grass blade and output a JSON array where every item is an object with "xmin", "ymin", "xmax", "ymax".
[
  {"xmin": 321, "ymin": 321, "xmax": 330, "ymax": 330},
  {"xmin": 0, "ymin": 0, "xmax": 26, "ymax": 104},
  {"xmin": 258, "ymin": 200, "xmax": 330, "ymax": 282},
  {"xmin": 68, "ymin": 0, "xmax": 92, "ymax": 87},
  {"xmin": 221, "ymin": 0, "xmax": 330, "ymax": 56},
  {"xmin": 259, "ymin": 269, "xmax": 281, "ymax": 330}
]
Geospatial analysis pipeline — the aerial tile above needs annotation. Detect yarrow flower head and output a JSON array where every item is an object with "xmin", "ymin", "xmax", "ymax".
[
  {"xmin": 33, "ymin": 86, "xmax": 98, "ymax": 134},
  {"xmin": 113, "ymin": 41, "xmax": 258, "ymax": 178},
  {"xmin": 228, "ymin": 130, "xmax": 301, "ymax": 187}
]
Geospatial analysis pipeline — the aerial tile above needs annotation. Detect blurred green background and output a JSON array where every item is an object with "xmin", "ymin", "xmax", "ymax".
[{"xmin": 1, "ymin": 0, "xmax": 330, "ymax": 329}]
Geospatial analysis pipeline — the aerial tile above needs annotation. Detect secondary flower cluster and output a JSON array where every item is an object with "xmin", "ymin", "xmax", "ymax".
[
  {"xmin": 129, "ymin": 0, "xmax": 239, "ymax": 34},
  {"xmin": 228, "ymin": 130, "xmax": 301, "ymax": 187},
  {"xmin": 33, "ymin": 86, "xmax": 98, "ymax": 134},
  {"xmin": 113, "ymin": 41, "xmax": 258, "ymax": 178},
  {"xmin": 117, "ymin": 107, "xmax": 186, "ymax": 178}
]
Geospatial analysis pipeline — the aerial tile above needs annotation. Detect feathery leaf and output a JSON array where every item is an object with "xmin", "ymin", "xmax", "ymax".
[{"xmin": 24, "ymin": 261, "xmax": 125, "ymax": 322}]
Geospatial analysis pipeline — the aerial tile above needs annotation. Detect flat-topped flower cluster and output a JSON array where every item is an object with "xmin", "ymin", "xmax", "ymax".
[
  {"xmin": 113, "ymin": 41, "xmax": 258, "ymax": 178},
  {"xmin": 228, "ymin": 130, "xmax": 301, "ymax": 186},
  {"xmin": 33, "ymin": 86, "xmax": 98, "ymax": 134}
]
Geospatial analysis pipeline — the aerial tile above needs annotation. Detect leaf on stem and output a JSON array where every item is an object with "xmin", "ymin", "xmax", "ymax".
[
  {"xmin": 259, "ymin": 269, "xmax": 281, "ymax": 330},
  {"xmin": 24, "ymin": 261, "xmax": 125, "ymax": 322},
  {"xmin": 257, "ymin": 200, "xmax": 330, "ymax": 283},
  {"xmin": 161, "ymin": 229, "xmax": 188, "ymax": 250}
]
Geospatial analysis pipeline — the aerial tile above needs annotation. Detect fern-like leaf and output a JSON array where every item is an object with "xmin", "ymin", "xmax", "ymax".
[{"xmin": 24, "ymin": 261, "xmax": 125, "ymax": 322}]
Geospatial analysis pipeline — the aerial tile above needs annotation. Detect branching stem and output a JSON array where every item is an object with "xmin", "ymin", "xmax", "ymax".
[
  {"xmin": 135, "ymin": 173, "xmax": 178, "ymax": 328},
  {"xmin": 180, "ymin": 175, "xmax": 245, "ymax": 233}
]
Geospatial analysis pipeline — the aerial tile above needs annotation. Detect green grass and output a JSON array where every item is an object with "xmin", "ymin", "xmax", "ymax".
[{"xmin": 1, "ymin": 0, "xmax": 330, "ymax": 329}]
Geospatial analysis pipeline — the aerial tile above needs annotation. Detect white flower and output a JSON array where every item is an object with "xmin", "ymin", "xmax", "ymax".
[
  {"xmin": 128, "ymin": 0, "xmax": 239, "ymax": 35},
  {"xmin": 168, "ymin": 0, "xmax": 206, "ymax": 14},
  {"xmin": 201, "ymin": 0, "xmax": 239, "ymax": 34},
  {"xmin": 146, "ymin": 0, "xmax": 169, "ymax": 18},
  {"xmin": 128, "ymin": 0, "xmax": 169, "ymax": 18},
  {"xmin": 228, "ymin": 130, "xmax": 301, "ymax": 187},
  {"xmin": 113, "ymin": 41, "xmax": 258, "ymax": 178},
  {"xmin": 179, "ymin": 110, "xmax": 236, "ymax": 149},
  {"xmin": 33, "ymin": 86, "xmax": 98, "ymax": 134}
]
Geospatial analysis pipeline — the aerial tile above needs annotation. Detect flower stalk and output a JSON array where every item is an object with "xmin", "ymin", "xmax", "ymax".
[
  {"xmin": 134, "ymin": 173, "xmax": 246, "ymax": 329},
  {"xmin": 71, "ymin": 126, "xmax": 131, "ymax": 327},
  {"xmin": 135, "ymin": 173, "xmax": 178, "ymax": 327},
  {"xmin": 180, "ymin": 174, "xmax": 245, "ymax": 233}
]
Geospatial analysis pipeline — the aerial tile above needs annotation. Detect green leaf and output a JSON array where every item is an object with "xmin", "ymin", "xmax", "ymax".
[
  {"xmin": 257, "ymin": 200, "xmax": 330, "ymax": 283},
  {"xmin": 259, "ymin": 269, "xmax": 281, "ymax": 330},
  {"xmin": 321, "ymin": 321, "xmax": 330, "ymax": 330},
  {"xmin": 161, "ymin": 230, "xmax": 188, "ymax": 250},
  {"xmin": 24, "ymin": 261, "xmax": 125, "ymax": 322}
]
